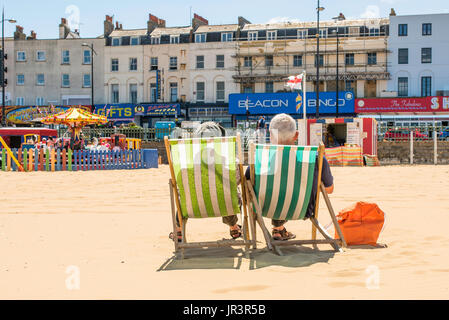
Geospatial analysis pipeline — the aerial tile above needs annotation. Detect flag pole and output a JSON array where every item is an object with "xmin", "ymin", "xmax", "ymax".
[{"xmin": 303, "ymin": 71, "xmax": 307, "ymax": 145}]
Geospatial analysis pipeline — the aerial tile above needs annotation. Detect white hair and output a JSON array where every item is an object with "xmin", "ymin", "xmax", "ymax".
[{"xmin": 269, "ymin": 113, "xmax": 297, "ymax": 144}]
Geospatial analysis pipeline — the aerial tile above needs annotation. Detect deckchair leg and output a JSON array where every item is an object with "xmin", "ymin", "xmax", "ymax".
[
  {"xmin": 246, "ymin": 181, "xmax": 273, "ymax": 251},
  {"xmin": 320, "ymin": 184, "xmax": 347, "ymax": 248},
  {"xmin": 245, "ymin": 187, "xmax": 257, "ymax": 250},
  {"xmin": 169, "ymin": 181, "xmax": 179, "ymax": 255},
  {"xmin": 310, "ymin": 217, "xmax": 342, "ymax": 252}
]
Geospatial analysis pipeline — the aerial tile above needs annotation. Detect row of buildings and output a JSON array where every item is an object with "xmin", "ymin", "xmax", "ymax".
[{"xmin": 1, "ymin": 10, "xmax": 449, "ymax": 127}]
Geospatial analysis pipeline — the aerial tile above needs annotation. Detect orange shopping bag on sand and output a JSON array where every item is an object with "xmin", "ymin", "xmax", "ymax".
[{"xmin": 335, "ymin": 202, "xmax": 385, "ymax": 246}]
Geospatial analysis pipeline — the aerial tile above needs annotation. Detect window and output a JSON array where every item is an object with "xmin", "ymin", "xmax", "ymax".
[
  {"xmin": 298, "ymin": 29, "xmax": 307, "ymax": 39},
  {"xmin": 267, "ymin": 31, "xmax": 277, "ymax": 40},
  {"xmin": 112, "ymin": 38, "xmax": 120, "ymax": 46},
  {"xmin": 248, "ymin": 31, "xmax": 258, "ymax": 41},
  {"xmin": 398, "ymin": 24, "xmax": 408, "ymax": 36},
  {"xmin": 216, "ymin": 55, "xmax": 224, "ymax": 68},
  {"xmin": 16, "ymin": 74, "xmax": 25, "ymax": 85},
  {"xmin": 421, "ymin": 48, "xmax": 432, "ymax": 63},
  {"xmin": 129, "ymin": 58, "xmax": 137, "ymax": 71},
  {"xmin": 369, "ymin": 28, "xmax": 380, "ymax": 37},
  {"xmin": 195, "ymin": 33, "xmax": 206, "ymax": 43},
  {"xmin": 196, "ymin": 82, "xmax": 205, "ymax": 102},
  {"xmin": 62, "ymin": 74, "xmax": 70, "ymax": 87},
  {"xmin": 130, "ymin": 37, "xmax": 139, "ymax": 45},
  {"xmin": 150, "ymin": 83, "xmax": 157, "ymax": 102},
  {"xmin": 17, "ymin": 51, "xmax": 26, "ymax": 61},
  {"xmin": 265, "ymin": 81, "xmax": 274, "ymax": 93},
  {"xmin": 36, "ymin": 74, "xmax": 45, "ymax": 86},
  {"xmin": 367, "ymin": 53, "xmax": 377, "ymax": 65},
  {"xmin": 36, "ymin": 97, "xmax": 45, "ymax": 106},
  {"xmin": 83, "ymin": 74, "xmax": 91, "ymax": 88},
  {"xmin": 36, "ymin": 51, "xmax": 46, "ymax": 61},
  {"xmin": 265, "ymin": 55, "xmax": 273, "ymax": 67},
  {"xmin": 170, "ymin": 35, "xmax": 180, "ymax": 44},
  {"xmin": 421, "ymin": 76, "xmax": 432, "ymax": 97},
  {"xmin": 398, "ymin": 77, "xmax": 408, "ymax": 97},
  {"xmin": 169, "ymin": 57, "xmax": 177, "ymax": 70},
  {"xmin": 345, "ymin": 53, "xmax": 354, "ymax": 66},
  {"xmin": 345, "ymin": 80, "xmax": 355, "ymax": 93},
  {"xmin": 319, "ymin": 28, "xmax": 327, "ymax": 38},
  {"xmin": 293, "ymin": 55, "xmax": 303, "ymax": 67},
  {"xmin": 150, "ymin": 57, "xmax": 158, "ymax": 71},
  {"xmin": 398, "ymin": 48, "xmax": 408, "ymax": 64},
  {"xmin": 151, "ymin": 37, "xmax": 160, "ymax": 45},
  {"xmin": 111, "ymin": 59, "xmax": 119, "ymax": 72},
  {"xmin": 62, "ymin": 50, "xmax": 70, "ymax": 64},
  {"xmin": 243, "ymin": 86, "xmax": 253, "ymax": 94},
  {"xmin": 196, "ymin": 55, "xmax": 204, "ymax": 69},
  {"xmin": 422, "ymin": 23, "xmax": 432, "ymax": 36},
  {"xmin": 170, "ymin": 83, "xmax": 178, "ymax": 102},
  {"xmin": 111, "ymin": 84, "xmax": 119, "ymax": 103},
  {"xmin": 83, "ymin": 50, "xmax": 91, "ymax": 64},
  {"xmin": 221, "ymin": 32, "xmax": 233, "ymax": 42},
  {"xmin": 129, "ymin": 84, "xmax": 138, "ymax": 104},
  {"xmin": 216, "ymin": 81, "xmax": 225, "ymax": 102},
  {"xmin": 315, "ymin": 54, "xmax": 324, "ymax": 67},
  {"xmin": 244, "ymin": 56, "xmax": 252, "ymax": 68},
  {"xmin": 16, "ymin": 97, "xmax": 24, "ymax": 106}
]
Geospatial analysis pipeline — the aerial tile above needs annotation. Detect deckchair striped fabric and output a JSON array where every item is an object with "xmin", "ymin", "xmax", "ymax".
[
  {"xmin": 169, "ymin": 137, "xmax": 240, "ymax": 219},
  {"xmin": 253, "ymin": 144, "xmax": 318, "ymax": 221}
]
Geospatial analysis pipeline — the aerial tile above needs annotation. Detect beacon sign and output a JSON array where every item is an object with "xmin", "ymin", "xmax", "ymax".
[{"xmin": 229, "ymin": 92, "xmax": 355, "ymax": 115}]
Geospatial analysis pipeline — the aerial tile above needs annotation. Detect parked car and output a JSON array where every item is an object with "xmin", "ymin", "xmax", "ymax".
[{"xmin": 384, "ymin": 129, "xmax": 429, "ymax": 141}]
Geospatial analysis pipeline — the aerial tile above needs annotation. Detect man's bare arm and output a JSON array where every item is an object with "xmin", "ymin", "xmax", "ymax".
[{"xmin": 325, "ymin": 184, "xmax": 334, "ymax": 194}]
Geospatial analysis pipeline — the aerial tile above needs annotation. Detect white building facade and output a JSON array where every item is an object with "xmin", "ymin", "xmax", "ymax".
[{"xmin": 387, "ymin": 13, "xmax": 449, "ymax": 97}]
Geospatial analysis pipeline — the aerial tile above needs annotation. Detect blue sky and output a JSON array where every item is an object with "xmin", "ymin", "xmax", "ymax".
[{"xmin": 2, "ymin": 0, "xmax": 449, "ymax": 39}]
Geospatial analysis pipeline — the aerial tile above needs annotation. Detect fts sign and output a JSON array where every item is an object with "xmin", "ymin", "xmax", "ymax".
[{"xmin": 229, "ymin": 92, "xmax": 354, "ymax": 115}]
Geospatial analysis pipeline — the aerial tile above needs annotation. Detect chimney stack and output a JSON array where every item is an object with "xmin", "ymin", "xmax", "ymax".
[
  {"xmin": 27, "ymin": 30, "xmax": 37, "ymax": 40},
  {"xmin": 192, "ymin": 13, "xmax": 208, "ymax": 31},
  {"xmin": 104, "ymin": 15, "xmax": 114, "ymax": 37},
  {"xmin": 14, "ymin": 25, "xmax": 26, "ymax": 40},
  {"xmin": 147, "ymin": 14, "xmax": 166, "ymax": 35},
  {"xmin": 59, "ymin": 18, "xmax": 70, "ymax": 39}
]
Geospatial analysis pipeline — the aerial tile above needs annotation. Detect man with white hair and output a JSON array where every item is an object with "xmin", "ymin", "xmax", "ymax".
[{"xmin": 247, "ymin": 113, "xmax": 335, "ymax": 241}]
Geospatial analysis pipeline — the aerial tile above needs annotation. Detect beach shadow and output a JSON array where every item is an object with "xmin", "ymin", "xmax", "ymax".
[
  {"xmin": 157, "ymin": 246, "xmax": 247, "ymax": 271},
  {"xmin": 248, "ymin": 246, "xmax": 336, "ymax": 270}
]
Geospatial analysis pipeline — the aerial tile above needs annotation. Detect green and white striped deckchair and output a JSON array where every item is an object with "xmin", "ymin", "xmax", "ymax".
[
  {"xmin": 246, "ymin": 142, "xmax": 347, "ymax": 255},
  {"xmin": 165, "ymin": 135, "xmax": 256, "ymax": 258}
]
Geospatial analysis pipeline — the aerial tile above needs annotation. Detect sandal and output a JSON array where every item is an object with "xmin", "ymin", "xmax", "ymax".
[
  {"xmin": 230, "ymin": 225, "xmax": 242, "ymax": 239},
  {"xmin": 169, "ymin": 231, "xmax": 182, "ymax": 243},
  {"xmin": 272, "ymin": 227, "xmax": 296, "ymax": 241}
]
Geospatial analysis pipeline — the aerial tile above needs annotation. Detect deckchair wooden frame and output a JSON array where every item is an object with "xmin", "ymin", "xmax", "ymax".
[
  {"xmin": 164, "ymin": 134, "xmax": 256, "ymax": 259},
  {"xmin": 246, "ymin": 142, "xmax": 347, "ymax": 256}
]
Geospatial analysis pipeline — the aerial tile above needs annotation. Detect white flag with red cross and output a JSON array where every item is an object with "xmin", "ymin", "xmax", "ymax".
[{"xmin": 286, "ymin": 74, "xmax": 304, "ymax": 91}]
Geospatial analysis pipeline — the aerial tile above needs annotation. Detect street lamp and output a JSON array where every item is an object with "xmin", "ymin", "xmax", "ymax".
[
  {"xmin": 316, "ymin": 1, "xmax": 325, "ymax": 119},
  {"xmin": 1, "ymin": 7, "xmax": 16, "ymax": 127},
  {"xmin": 332, "ymin": 13, "xmax": 345, "ymax": 118},
  {"xmin": 82, "ymin": 43, "xmax": 97, "ymax": 107}
]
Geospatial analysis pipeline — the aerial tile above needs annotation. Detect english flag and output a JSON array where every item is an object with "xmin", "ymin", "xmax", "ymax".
[{"xmin": 286, "ymin": 74, "xmax": 304, "ymax": 91}]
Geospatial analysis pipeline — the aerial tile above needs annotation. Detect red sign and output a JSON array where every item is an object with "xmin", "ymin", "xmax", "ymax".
[{"xmin": 356, "ymin": 97, "xmax": 449, "ymax": 113}]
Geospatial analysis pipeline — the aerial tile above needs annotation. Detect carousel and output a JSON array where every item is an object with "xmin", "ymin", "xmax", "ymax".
[{"xmin": 41, "ymin": 107, "xmax": 108, "ymax": 150}]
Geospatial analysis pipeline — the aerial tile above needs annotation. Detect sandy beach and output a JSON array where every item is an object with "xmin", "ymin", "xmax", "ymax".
[{"xmin": 1, "ymin": 165, "xmax": 449, "ymax": 300}]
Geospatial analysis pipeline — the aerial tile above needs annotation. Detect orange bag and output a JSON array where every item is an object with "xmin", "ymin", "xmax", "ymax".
[{"xmin": 335, "ymin": 202, "xmax": 385, "ymax": 246}]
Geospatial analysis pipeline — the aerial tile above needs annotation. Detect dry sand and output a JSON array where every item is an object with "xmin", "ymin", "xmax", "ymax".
[{"xmin": 1, "ymin": 165, "xmax": 449, "ymax": 299}]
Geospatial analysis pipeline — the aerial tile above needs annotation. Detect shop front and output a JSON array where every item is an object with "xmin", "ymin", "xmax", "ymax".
[{"xmin": 94, "ymin": 103, "xmax": 180, "ymax": 127}]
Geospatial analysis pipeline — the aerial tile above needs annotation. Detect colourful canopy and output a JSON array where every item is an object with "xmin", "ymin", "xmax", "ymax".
[{"xmin": 41, "ymin": 107, "xmax": 107, "ymax": 128}]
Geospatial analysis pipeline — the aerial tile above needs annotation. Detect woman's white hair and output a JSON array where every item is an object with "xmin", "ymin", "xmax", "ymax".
[{"xmin": 269, "ymin": 113, "xmax": 297, "ymax": 144}]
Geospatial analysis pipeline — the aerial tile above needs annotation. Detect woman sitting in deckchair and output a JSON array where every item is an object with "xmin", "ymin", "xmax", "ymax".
[{"xmin": 169, "ymin": 121, "xmax": 243, "ymax": 242}]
